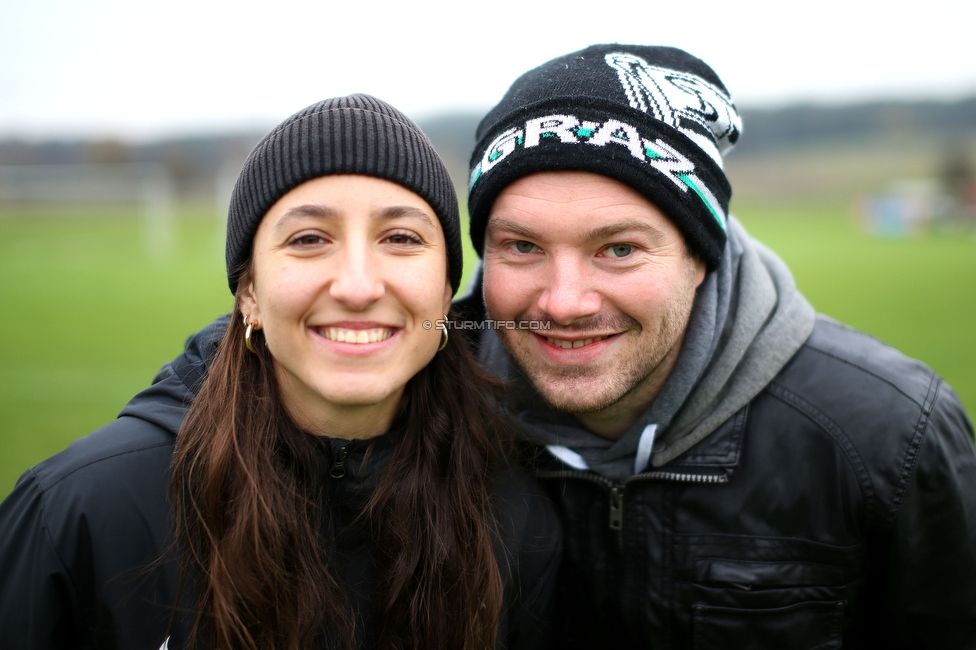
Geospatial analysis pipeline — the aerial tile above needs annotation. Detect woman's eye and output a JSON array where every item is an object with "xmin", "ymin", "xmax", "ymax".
[
  {"xmin": 385, "ymin": 231, "xmax": 422, "ymax": 245},
  {"xmin": 605, "ymin": 244, "xmax": 635, "ymax": 258},
  {"xmin": 513, "ymin": 241, "xmax": 537, "ymax": 254},
  {"xmin": 290, "ymin": 233, "xmax": 327, "ymax": 246}
]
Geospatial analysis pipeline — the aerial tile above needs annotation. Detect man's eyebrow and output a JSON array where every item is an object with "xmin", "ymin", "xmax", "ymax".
[
  {"xmin": 488, "ymin": 217, "xmax": 666, "ymax": 242},
  {"xmin": 486, "ymin": 218, "xmax": 541, "ymax": 240},
  {"xmin": 581, "ymin": 220, "xmax": 666, "ymax": 241}
]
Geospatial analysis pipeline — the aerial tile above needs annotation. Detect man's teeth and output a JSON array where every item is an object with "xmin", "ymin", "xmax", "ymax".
[
  {"xmin": 325, "ymin": 327, "xmax": 393, "ymax": 344},
  {"xmin": 545, "ymin": 336, "xmax": 606, "ymax": 349}
]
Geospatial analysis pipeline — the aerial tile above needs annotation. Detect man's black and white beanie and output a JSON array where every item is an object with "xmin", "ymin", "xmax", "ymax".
[
  {"xmin": 467, "ymin": 44, "xmax": 742, "ymax": 270},
  {"xmin": 226, "ymin": 94, "xmax": 462, "ymax": 294}
]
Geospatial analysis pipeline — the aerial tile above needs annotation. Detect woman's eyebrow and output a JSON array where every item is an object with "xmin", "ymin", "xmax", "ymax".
[
  {"xmin": 273, "ymin": 204, "xmax": 338, "ymax": 232},
  {"xmin": 273, "ymin": 204, "xmax": 436, "ymax": 231},
  {"xmin": 375, "ymin": 206, "xmax": 436, "ymax": 228}
]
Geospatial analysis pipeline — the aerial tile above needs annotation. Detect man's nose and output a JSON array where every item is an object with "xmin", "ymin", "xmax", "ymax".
[
  {"xmin": 329, "ymin": 243, "xmax": 385, "ymax": 309},
  {"xmin": 537, "ymin": 255, "xmax": 602, "ymax": 324}
]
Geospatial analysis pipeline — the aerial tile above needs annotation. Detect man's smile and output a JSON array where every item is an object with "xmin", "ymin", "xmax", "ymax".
[{"xmin": 543, "ymin": 334, "xmax": 613, "ymax": 349}]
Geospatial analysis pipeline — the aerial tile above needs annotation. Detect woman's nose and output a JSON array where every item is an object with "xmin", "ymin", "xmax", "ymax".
[{"xmin": 328, "ymin": 244, "xmax": 385, "ymax": 310}]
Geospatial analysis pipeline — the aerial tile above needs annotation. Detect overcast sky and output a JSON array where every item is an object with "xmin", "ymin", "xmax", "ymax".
[{"xmin": 2, "ymin": 0, "xmax": 974, "ymax": 140}]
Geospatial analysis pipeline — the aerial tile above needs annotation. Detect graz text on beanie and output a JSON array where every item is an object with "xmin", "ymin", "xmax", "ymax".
[
  {"xmin": 467, "ymin": 44, "xmax": 742, "ymax": 270},
  {"xmin": 226, "ymin": 94, "xmax": 462, "ymax": 294}
]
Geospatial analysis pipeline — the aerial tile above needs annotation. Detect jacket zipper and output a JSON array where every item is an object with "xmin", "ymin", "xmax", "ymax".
[
  {"xmin": 330, "ymin": 444, "xmax": 350, "ymax": 478},
  {"xmin": 609, "ymin": 486, "xmax": 625, "ymax": 531},
  {"xmin": 537, "ymin": 469, "xmax": 729, "ymax": 534},
  {"xmin": 638, "ymin": 470, "xmax": 730, "ymax": 484}
]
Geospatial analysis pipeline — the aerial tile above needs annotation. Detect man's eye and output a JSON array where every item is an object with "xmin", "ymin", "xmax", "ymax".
[
  {"xmin": 513, "ymin": 241, "xmax": 536, "ymax": 254},
  {"xmin": 605, "ymin": 244, "xmax": 634, "ymax": 258}
]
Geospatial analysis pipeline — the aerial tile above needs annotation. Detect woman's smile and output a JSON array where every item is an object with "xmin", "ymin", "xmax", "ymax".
[
  {"xmin": 320, "ymin": 326, "xmax": 395, "ymax": 344},
  {"xmin": 311, "ymin": 321, "xmax": 400, "ymax": 346}
]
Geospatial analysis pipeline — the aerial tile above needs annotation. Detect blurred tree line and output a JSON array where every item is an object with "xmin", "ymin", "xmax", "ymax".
[{"xmin": 1, "ymin": 96, "xmax": 974, "ymax": 208}]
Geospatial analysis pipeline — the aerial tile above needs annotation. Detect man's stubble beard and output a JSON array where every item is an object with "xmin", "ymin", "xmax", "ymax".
[{"xmin": 491, "ymin": 268, "xmax": 700, "ymax": 416}]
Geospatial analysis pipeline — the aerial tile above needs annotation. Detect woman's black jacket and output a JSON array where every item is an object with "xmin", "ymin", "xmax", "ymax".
[{"xmin": 0, "ymin": 317, "xmax": 563, "ymax": 649}]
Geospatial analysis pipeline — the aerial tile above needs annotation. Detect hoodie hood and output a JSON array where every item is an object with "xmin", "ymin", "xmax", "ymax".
[
  {"xmin": 652, "ymin": 218, "xmax": 816, "ymax": 466},
  {"xmin": 118, "ymin": 315, "xmax": 230, "ymax": 435},
  {"xmin": 479, "ymin": 217, "xmax": 816, "ymax": 477}
]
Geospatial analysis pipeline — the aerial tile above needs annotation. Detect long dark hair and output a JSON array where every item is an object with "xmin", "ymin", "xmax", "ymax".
[{"xmin": 171, "ymin": 292, "xmax": 507, "ymax": 650}]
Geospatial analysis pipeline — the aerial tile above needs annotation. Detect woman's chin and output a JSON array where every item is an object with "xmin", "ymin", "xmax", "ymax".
[
  {"xmin": 306, "ymin": 377, "xmax": 406, "ymax": 413},
  {"xmin": 323, "ymin": 389, "xmax": 401, "ymax": 409}
]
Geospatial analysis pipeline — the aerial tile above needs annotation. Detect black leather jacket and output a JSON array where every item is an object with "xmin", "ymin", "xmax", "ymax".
[{"xmin": 456, "ymin": 287, "xmax": 976, "ymax": 649}]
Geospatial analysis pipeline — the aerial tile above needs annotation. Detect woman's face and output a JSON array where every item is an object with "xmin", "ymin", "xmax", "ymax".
[{"xmin": 241, "ymin": 174, "xmax": 452, "ymax": 436}]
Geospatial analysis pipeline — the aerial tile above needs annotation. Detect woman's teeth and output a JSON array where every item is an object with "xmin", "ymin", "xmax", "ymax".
[
  {"xmin": 545, "ymin": 336, "xmax": 606, "ymax": 349},
  {"xmin": 325, "ymin": 327, "xmax": 393, "ymax": 344}
]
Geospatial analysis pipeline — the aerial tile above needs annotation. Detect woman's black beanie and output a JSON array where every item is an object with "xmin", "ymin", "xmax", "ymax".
[
  {"xmin": 225, "ymin": 94, "xmax": 462, "ymax": 294},
  {"xmin": 467, "ymin": 44, "xmax": 742, "ymax": 270}
]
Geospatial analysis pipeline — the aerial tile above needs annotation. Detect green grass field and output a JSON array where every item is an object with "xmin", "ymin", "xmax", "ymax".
[
  {"xmin": 2, "ymin": 201, "xmax": 974, "ymax": 497},
  {"xmin": 735, "ymin": 200, "xmax": 976, "ymax": 413}
]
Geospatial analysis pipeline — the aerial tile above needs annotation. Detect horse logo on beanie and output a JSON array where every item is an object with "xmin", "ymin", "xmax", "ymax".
[{"xmin": 604, "ymin": 51, "xmax": 741, "ymax": 168}]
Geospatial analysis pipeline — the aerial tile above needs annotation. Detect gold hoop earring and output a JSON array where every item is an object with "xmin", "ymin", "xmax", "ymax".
[
  {"xmin": 438, "ymin": 315, "xmax": 449, "ymax": 352},
  {"xmin": 244, "ymin": 314, "xmax": 257, "ymax": 354}
]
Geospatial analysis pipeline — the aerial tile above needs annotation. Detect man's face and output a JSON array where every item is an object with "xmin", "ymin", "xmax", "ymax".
[{"xmin": 483, "ymin": 171, "xmax": 706, "ymax": 428}]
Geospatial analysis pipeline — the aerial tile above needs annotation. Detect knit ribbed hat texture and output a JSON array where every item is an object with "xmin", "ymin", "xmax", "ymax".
[
  {"xmin": 226, "ymin": 94, "xmax": 462, "ymax": 294},
  {"xmin": 467, "ymin": 45, "xmax": 742, "ymax": 270}
]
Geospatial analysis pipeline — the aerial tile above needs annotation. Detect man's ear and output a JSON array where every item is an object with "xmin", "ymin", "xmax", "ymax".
[
  {"xmin": 694, "ymin": 256, "xmax": 707, "ymax": 288},
  {"xmin": 686, "ymin": 248, "xmax": 707, "ymax": 288}
]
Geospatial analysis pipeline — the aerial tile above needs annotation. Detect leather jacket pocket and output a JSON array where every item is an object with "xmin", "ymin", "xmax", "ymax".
[
  {"xmin": 675, "ymin": 535, "xmax": 861, "ymax": 648},
  {"xmin": 693, "ymin": 600, "xmax": 845, "ymax": 650}
]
